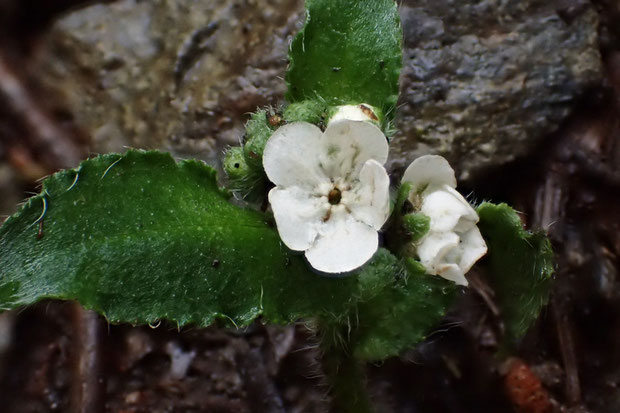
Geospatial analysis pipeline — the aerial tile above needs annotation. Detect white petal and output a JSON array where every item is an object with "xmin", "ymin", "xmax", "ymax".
[
  {"xmin": 319, "ymin": 120, "xmax": 388, "ymax": 179},
  {"xmin": 328, "ymin": 104, "xmax": 379, "ymax": 124},
  {"xmin": 421, "ymin": 186, "xmax": 478, "ymax": 233},
  {"xmin": 436, "ymin": 263, "xmax": 468, "ymax": 286},
  {"xmin": 268, "ymin": 187, "xmax": 326, "ymax": 251},
  {"xmin": 444, "ymin": 186, "xmax": 479, "ymax": 231},
  {"xmin": 263, "ymin": 122, "xmax": 327, "ymax": 188},
  {"xmin": 458, "ymin": 226, "xmax": 487, "ymax": 273},
  {"xmin": 417, "ymin": 231, "xmax": 459, "ymax": 273},
  {"xmin": 402, "ymin": 155, "xmax": 457, "ymax": 192},
  {"xmin": 305, "ymin": 213, "xmax": 378, "ymax": 273},
  {"xmin": 343, "ymin": 159, "xmax": 390, "ymax": 230}
]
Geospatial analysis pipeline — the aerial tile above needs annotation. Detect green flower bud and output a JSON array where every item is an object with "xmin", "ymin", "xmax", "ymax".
[
  {"xmin": 283, "ymin": 100, "xmax": 326, "ymax": 124},
  {"xmin": 223, "ymin": 146, "xmax": 251, "ymax": 182},
  {"xmin": 246, "ymin": 110, "xmax": 275, "ymax": 136},
  {"xmin": 223, "ymin": 146, "xmax": 266, "ymax": 203},
  {"xmin": 243, "ymin": 134, "xmax": 270, "ymax": 170},
  {"xmin": 243, "ymin": 111, "xmax": 274, "ymax": 170}
]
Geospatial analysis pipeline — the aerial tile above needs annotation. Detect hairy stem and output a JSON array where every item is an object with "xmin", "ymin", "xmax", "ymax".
[{"xmin": 320, "ymin": 323, "xmax": 374, "ymax": 413}]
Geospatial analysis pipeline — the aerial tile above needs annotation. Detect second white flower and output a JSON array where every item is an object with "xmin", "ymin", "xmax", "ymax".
[{"xmin": 402, "ymin": 155, "xmax": 487, "ymax": 286}]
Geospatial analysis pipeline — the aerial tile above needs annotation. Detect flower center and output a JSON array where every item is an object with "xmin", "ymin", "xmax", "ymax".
[{"xmin": 328, "ymin": 188, "xmax": 342, "ymax": 205}]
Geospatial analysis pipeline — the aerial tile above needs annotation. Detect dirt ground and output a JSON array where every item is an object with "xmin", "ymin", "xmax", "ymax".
[{"xmin": 1, "ymin": 1, "xmax": 620, "ymax": 412}]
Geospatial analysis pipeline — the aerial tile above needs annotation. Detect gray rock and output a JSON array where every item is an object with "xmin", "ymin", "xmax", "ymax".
[
  {"xmin": 34, "ymin": 0, "xmax": 305, "ymax": 163},
  {"xmin": 34, "ymin": 0, "xmax": 601, "ymax": 179},
  {"xmin": 393, "ymin": 0, "xmax": 601, "ymax": 179}
]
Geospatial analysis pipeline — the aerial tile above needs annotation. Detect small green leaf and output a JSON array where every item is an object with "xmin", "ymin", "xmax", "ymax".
[
  {"xmin": 0, "ymin": 150, "xmax": 367, "ymax": 327},
  {"xmin": 286, "ymin": 0, "xmax": 402, "ymax": 122},
  {"xmin": 477, "ymin": 202, "xmax": 554, "ymax": 347},
  {"xmin": 350, "ymin": 257, "xmax": 456, "ymax": 361},
  {"xmin": 402, "ymin": 213, "xmax": 430, "ymax": 242},
  {"xmin": 394, "ymin": 182, "xmax": 412, "ymax": 217}
]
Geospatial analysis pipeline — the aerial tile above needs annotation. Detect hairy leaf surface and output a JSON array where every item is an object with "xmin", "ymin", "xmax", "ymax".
[
  {"xmin": 477, "ymin": 202, "xmax": 554, "ymax": 346},
  {"xmin": 350, "ymin": 257, "xmax": 456, "ymax": 361},
  {"xmin": 286, "ymin": 0, "xmax": 402, "ymax": 120},
  {"xmin": 0, "ymin": 150, "xmax": 364, "ymax": 326}
]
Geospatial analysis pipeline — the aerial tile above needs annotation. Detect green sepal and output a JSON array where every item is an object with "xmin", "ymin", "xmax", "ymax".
[
  {"xmin": 243, "ymin": 136, "xmax": 270, "ymax": 172},
  {"xmin": 403, "ymin": 256, "xmax": 427, "ymax": 275},
  {"xmin": 394, "ymin": 182, "xmax": 413, "ymax": 217},
  {"xmin": 286, "ymin": 0, "xmax": 402, "ymax": 124},
  {"xmin": 283, "ymin": 100, "xmax": 327, "ymax": 125},
  {"xmin": 477, "ymin": 202, "xmax": 554, "ymax": 348},
  {"xmin": 246, "ymin": 109, "xmax": 278, "ymax": 135},
  {"xmin": 402, "ymin": 213, "xmax": 430, "ymax": 242}
]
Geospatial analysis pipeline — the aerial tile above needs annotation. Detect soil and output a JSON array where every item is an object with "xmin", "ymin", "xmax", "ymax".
[{"xmin": 1, "ymin": 1, "xmax": 620, "ymax": 412}]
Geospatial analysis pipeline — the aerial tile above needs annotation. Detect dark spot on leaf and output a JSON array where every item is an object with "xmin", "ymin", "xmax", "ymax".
[
  {"xmin": 234, "ymin": 163, "xmax": 240, "ymax": 169},
  {"xmin": 379, "ymin": 60, "xmax": 385, "ymax": 69}
]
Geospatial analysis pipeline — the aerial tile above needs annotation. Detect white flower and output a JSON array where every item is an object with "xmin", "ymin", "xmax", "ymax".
[
  {"xmin": 262, "ymin": 120, "xmax": 390, "ymax": 273},
  {"xmin": 402, "ymin": 155, "xmax": 487, "ymax": 286}
]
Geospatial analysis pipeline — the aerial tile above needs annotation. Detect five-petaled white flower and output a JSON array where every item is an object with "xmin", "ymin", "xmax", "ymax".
[
  {"xmin": 263, "ymin": 119, "xmax": 390, "ymax": 273},
  {"xmin": 402, "ymin": 155, "xmax": 487, "ymax": 286}
]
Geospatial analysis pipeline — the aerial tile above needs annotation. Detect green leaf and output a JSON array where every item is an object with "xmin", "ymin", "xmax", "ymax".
[
  {"xmin": 286, "ymin": 0, "xmax": 402, "ymax": 122},
  {"xmin": 350, "ymin": 257, "xmax": 457, "ymax": 361},
  {"xmin": 0, "ymin": 150, "xmax": 367, "ymax": 327},
  {"xmin": 477, "ymin": 202, "xmax": 554, "ymax": 347}
]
